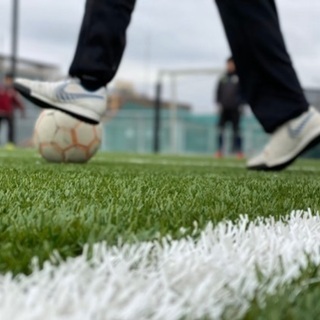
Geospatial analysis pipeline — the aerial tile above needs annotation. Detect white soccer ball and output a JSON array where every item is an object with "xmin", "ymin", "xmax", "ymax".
[{"xmin": 34, "ymin": 110, "xmax": 102, "ymax": 163}]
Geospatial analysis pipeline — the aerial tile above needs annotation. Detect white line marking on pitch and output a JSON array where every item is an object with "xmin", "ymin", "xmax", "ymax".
[{"xmin": 1, "ymin": 210, "xmax": 320, "ymax": 319}]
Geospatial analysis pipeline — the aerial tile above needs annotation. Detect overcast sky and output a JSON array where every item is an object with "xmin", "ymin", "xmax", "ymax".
[{"xmin": 0, "ymin": 0, "xmax": 320, "ymax": 113}]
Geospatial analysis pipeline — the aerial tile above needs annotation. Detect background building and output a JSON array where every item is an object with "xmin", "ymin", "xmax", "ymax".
[{"xmin": 0, "ymin": 55, "xmax": 60, "ymax": 146}]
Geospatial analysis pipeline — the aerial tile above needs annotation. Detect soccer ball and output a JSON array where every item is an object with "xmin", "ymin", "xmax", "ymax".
[{"xmin": 34, "ymin": 110, "xmax": 102, "ymax": 163}]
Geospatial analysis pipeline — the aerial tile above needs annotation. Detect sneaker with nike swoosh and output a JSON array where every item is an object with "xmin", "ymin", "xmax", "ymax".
[
  {"xmin": 247, "ymin": 106, "xmax": 320, "ymax": 171},
  {"xmin": 14, "ymin": 78, "xmax": 106, "ymax": 124}
]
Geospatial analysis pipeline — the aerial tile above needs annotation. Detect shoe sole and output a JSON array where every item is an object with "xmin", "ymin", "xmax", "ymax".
[
  {"xmin": 14, "ymin": 83, "xmax": 100, "ymax": 125},
  {"xmin": 248, "ymin": 131, "xmax": 320, "ymax": 172}
]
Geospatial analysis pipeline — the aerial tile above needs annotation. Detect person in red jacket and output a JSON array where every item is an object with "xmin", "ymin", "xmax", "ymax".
[{"xmin": 0, "ymin": 73, "xmax": 25, "ymax": 146}]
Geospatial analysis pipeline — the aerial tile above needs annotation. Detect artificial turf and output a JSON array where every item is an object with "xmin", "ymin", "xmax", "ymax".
[
  {"xmin": 1, "ymin": 150, "xmax": 320, "ymax": 319},
  {"xmin": 1, "ymin": 150, "xmax": 320, "ymax": 275}
]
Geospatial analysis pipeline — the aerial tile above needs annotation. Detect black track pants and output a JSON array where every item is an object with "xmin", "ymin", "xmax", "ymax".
[
  {"xmin": 70, "ymin": 0, "xmax": 309, "ymax": 133},
  {"xmin": 69, "ymin": 0, "xmax": 136, "ymax": 85},
  {"xmin": 215, "ymin": 0, "xmax": 308, "ymax": 132}
]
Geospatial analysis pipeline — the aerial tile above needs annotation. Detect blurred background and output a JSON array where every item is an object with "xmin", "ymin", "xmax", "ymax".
[{"xmin": 1, "ymin": 0, "xmax": 320, "ymax": 156}]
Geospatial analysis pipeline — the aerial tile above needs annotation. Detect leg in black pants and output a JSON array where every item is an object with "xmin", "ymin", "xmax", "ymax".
[
  {"xmin": 230, "ymin": 111, "xmax": 242, "ymax": 154},
  {"xmin": 0, "ymin": 116, "xmax": 15, "ymax": 145},
  {"xmin": 215, "ymin": 0, "xmax": 309, "ymax": 133},
  {"xmin": 69, "ymin": 0, "xmax": 137, "ymax": 86},
  {"xmin": 0, "ymin": 117, "xmax": 2, "ymax": 144},
  {"xmin": 7, "ymin": 116, "xmax": 15, "ymax": 144},
  {"xmin": 14, "ymin": 0, "xmax": 137, "ymax": 125},
  {"xmin": 216, "ymin": 110, "xmax": 243, "ymax": 156},
  {"xmin": 217, "ymin": 111, "xmax": 228, "ymax": 154},
  {"xmin": 70, "ymin": 0, "xmax": 308, "ymax": 133}
]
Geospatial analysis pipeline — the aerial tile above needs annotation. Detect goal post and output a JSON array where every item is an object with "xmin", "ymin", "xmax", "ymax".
[{"xmin": 153, "ymin": 68, "xmax": 223, "ymax": 154}]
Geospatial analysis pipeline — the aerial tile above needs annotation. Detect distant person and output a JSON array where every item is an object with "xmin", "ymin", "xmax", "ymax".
[
  {"xmin": 13, "ymin": 0, "xmax": 320, "ymax": 170},
  {"xmin": 0, "ymin": 73, "xmax": 25, "ymax": 148},
  {"xmin": 215, "ymin": 57, "xmax": 244, "ymax": 159}
]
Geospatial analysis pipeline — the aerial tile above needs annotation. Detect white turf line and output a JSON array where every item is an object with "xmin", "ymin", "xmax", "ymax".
[{"xmin": 1, "ymin": 211, "xmax": 320, "ymax": 320}]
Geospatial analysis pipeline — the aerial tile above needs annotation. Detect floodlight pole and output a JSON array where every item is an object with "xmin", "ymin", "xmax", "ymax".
[
  {"xmin": 170, "ymin": 74, "xmax": 178, "ymax": 154},
  {"xmin": 11, "ymin": 0, "xmax": 19, "ymax": 77},
  {"xmin": 153, "ymin": 71, "xmax": 164, "ymax": 153}
]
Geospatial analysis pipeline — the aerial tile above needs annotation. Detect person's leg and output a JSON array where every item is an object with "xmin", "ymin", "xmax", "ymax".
[
  {"xmin": 0, "ymin": 117, "xmax": 3, "ymax": 145},
  {"xmin": 215, "ymin": 111, "xmax": 227, "ymax": 158},
  {"xmin": 215, "ymin": 0, "xmax": 320, "ymax": 170},
  {"xmin": 217, "ymin": 127, "xmax": 224, "ymax": 153},
  {"xmin": 7, "ymin": 115, "xmax": 15, "ymax": 144},
  {"xmin": 70, "ymin": 0, "xmax": 137, "ymax": 88},
  {"xmin": 215, "ymin": 0, "xmax": 308, "ymax": 133},
  {"xmin": 231, "ymin": 110, "xmax": 243, "ymax": 157},
  {"xmin": 14, "ymin": 0, "xmax": 136, "ymax": 124}
]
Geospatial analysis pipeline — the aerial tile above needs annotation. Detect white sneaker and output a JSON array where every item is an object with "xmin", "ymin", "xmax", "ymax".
[
  {"xmin": 14, "ymin": 78, "xmax": 106, "ymax": 124},
  {"xmin": 247, "ymin": 106, "xmax": 320, "ymax": 171}
]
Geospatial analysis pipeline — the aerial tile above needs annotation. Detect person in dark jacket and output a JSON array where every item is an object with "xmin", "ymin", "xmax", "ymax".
[
  {"xmin": 14, "ymin": 0, "xmax": 320, "ymax": 171},
  {"xmin": 0, "ymin": 73, "xmax": 25, "ymax": 147},
  {"xmin": 215, "ymin": 57, "xmax": 244, "ymax": 159}
]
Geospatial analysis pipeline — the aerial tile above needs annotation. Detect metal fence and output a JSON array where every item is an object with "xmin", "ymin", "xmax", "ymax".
[
  {"xmin": 102, "ymin": 110, "xmax": 269, "ymax": 156},
  {"xmin": 6, "ymin": 107, "xmax": 320, "ymax": 158}
]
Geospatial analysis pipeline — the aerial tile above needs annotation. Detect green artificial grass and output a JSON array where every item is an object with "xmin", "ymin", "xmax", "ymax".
[
  {"xmin": 243, "ymin": 264, "xmax": 320, "ymax": 320},
  {"xmin": 0, "ymin": 150, "xmax": 320, "ymax": 276},
  {"xmin": 2, "ymin": 150, "xmax": 320, "ymax": 318}
]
